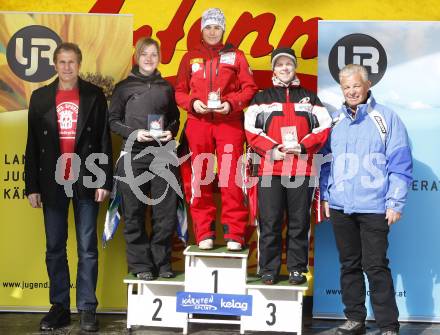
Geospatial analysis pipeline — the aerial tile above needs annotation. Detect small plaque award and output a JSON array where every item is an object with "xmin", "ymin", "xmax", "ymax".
[
  {"xmin": 148, "ymin": 114, "xmax": 164, "ymax": 138},
  {"xmin": 281, "ymin": 126, "xmax": 298, "ymax": 149},
  {"xmin": 207, "ymin": 88, "xmax": 221, "ymax": 109}
]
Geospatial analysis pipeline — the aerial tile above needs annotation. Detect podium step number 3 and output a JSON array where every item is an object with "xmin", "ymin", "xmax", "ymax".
[{"xmin": 241, "ymin": 276, "xmax": 307, "ymax": 334}]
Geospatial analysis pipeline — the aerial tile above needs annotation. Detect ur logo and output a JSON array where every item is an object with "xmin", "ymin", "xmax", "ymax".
[
  {"xmin": 6, "ymin": 25, "xmax": 62, "ymax": 82},
  {"xmin": 328, "ymin": 33, "xmax": 387, "ymax": 86}
]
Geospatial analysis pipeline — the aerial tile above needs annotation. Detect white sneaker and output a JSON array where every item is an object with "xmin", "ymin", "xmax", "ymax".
[
  {"xmin": 227, "ymin": 241, "xmax": 242, "ymax": 251},
  {"xmin": 198, "ymin": 239, "xmax": 213, "ymax": 250}
]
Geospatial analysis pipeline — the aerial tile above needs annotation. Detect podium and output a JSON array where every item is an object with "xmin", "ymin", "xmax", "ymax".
[{"xmin": 124, "ymin": 245, "xmax": 307, "ymax": 334}]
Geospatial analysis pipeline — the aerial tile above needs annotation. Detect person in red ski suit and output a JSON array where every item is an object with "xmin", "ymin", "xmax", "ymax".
[{"xmin": 175, "ymin": 8, "xmax": 258, "ymax": 250}]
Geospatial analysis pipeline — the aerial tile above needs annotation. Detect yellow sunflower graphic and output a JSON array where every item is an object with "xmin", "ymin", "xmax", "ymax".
[{"xmin": 0, "ymin": 12, "xmax": 133, "ymax": 112}]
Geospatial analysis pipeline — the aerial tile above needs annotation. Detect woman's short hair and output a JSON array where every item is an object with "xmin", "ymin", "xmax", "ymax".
[{"xmin": 134, "ymin": 37, "xmax": 160, "ymax": 64}]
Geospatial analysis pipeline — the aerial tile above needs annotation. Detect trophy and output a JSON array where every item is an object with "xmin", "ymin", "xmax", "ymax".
[
  {"xmin": 148, "ymin": 114, "xmax": 164, "ymax": 138},
  {"xmin": 281, "ymin": 126, "xmax": 298, "ymax": 149},
  {"xmin": 207, "ymin": 88, "xmax": 221, "ymax": 109}
]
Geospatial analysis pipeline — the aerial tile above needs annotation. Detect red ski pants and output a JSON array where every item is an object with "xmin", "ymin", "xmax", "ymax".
[{"xmin": 185, "ymin": 118, "xmax": 248, "ymax": 244}]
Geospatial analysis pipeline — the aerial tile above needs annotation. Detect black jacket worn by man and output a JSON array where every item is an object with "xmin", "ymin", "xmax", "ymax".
[{"xmin": 25, "ymin": 78, "xmax": 113, "ymax": 204}]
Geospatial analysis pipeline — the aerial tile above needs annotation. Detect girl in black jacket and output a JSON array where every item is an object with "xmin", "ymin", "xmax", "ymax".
[{"xmin": 109, "ymin": 37, "xmax": 180, "ymax": 280}]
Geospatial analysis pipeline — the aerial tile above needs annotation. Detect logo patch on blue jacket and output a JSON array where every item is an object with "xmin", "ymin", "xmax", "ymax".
[{"xmin": 373, "ymin": 115, "xmax": 387, "ymax": 133}]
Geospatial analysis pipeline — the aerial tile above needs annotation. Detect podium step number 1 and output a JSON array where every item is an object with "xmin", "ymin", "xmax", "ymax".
[
  {"xmin": 183, "ymin": 245, "xmax": 248, "ymax": 294},
  {"xmin": 180, "ymin": 245, "xmax": 250, "ymax": 334}
]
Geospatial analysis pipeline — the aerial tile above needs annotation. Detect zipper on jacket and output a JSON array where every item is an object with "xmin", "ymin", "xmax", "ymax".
[
  {"xmin": 203, "ymin": 43, "xmax": 221, "ymax": 121},
  {"xmin": 209, "ymin": 58, "xmax": 213, "ymax": 96},
  {"xmin": 209, "ymin": 55, "xmax": 215, "ymax": 120}
]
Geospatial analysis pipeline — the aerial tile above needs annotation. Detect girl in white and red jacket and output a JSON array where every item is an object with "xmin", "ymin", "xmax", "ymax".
[{"xmin": 245, "ymin": 47, "xmax": 331, "ymax": 285}]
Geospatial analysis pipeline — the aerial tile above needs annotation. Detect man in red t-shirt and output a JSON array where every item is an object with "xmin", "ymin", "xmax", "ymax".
[{"xmin": 25, "ymin": 42, "xmax": 112, "ymax": 332}]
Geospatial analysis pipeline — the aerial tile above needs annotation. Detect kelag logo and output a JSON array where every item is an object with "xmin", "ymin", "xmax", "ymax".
[
  {"xmin": 328, "ymin": 33, "xmax": 387, "ymax": 86},
  {"xmin": 6, "ymin": 25, "xmax": 62, "ymax": 82},
  {"xmin": 176, "ymin": 291, "xmax": 252, "ymax": 316}
]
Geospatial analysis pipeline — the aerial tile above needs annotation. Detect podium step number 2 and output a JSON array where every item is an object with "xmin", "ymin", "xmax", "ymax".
[{"xmin": 124, "ymin": 272, "xmax": 187, "ymax": 331}]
